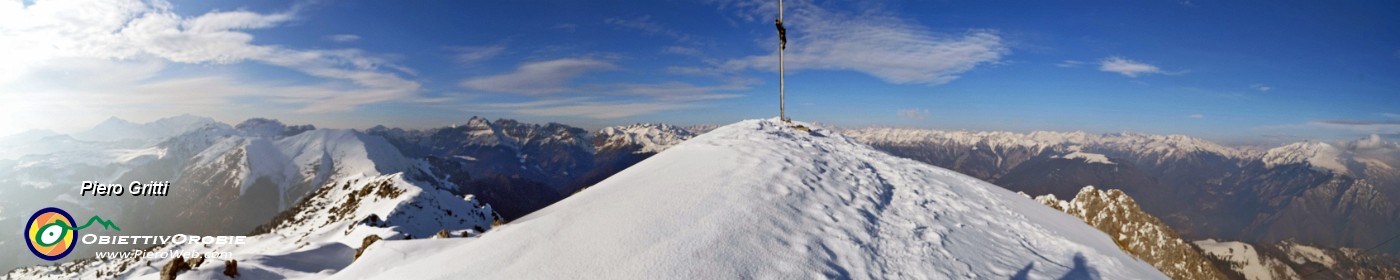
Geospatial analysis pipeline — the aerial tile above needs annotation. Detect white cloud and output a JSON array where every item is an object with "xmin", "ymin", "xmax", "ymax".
[
  {"xmin": 1384, "ymin": 113, "xmax": 1400, "ymax": 119},
  {"xmin": 1099, "ymin": 57, "xmax": 1165, "ymax": 77},
  {"xmin": 606, "ymin": 81, "xmax": 746, "ymax": 101},
  {"xmin": 450, "ymin": 58, "xmax": 747, "ymax": 119},
  {"xmin": 1261, "ymin": 120, "xmax": 1400, "ymax": 139},
  {"xmin": 1250, "ymin": 83, "xmax": 1272, "ymax": 92},
  {"xmin": 0, "ymin": 0, "xmax": 420, "ymax": 135},
  {"xmin": 1056, "ymin": 60, "xmax": 1085, "ymax": 68},
  {"xmin": 718, "ymin": 0, "xmax": 1007, "ymax": 85},
  {"xmin": 437, "ymin": 83, "xmax": 742, "ymax": 119},
  {"xmin": 1187, "ymin": 114, "xmax": 1205, "ymax": 119},
  {"xmin": 460, "ymin": 58, "xmax": 616, "ymax": 95},
  {"xmin": 515, "ymin": 102, "xmax": 696, "ymax": 119},
  {"xmin": 604, "ymin": 15, "xmax": 691, "ymax": 42},
  {"xmin": 326, "ymin": 34, "xmax": 360, "ymax": 42},
  {"xmin": 452, "ymin": 45, "xmax": 507, "ymax": 64},
  {"xmin": 898, "ymin": 108, "xmax": 930, "ymax": 120},
  {"xmin": 663, "ymin": 46, "xmax": 701, "ymax": 56}
]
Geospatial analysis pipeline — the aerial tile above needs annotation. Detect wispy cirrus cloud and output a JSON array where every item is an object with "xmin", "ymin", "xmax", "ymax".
[
  {"xmin": 444, "ymin": 83, "xmax": 743, "ymax": 119},
  {"xmin": 1258, "ymin": 119, "xmax": 1400, "ymax": 141},
  {"xmin": 325, "ymin": 34, "xmax": 360, "ymax": 43},
  {"xmin": 459, "ymin": 58, "xmax": 616, "ymax": 95},
  {"xmin": 898, "ymin": 108, "xmax": 930, "ymax": 120},
  {"xmin": 452, "ymin": 57, "xmax": 747, "ymax": 119},
  {"xmin": 451, "ymin": 45, "xmax": 508, "ymax": 64},
  {"xmin": 1250, "ymin": 83, "xmax": 1272, "ymax": 92},
  {"xmin": 605, "ymin": 15, "xmax": 692, "ymax": 42},
  {"xmin": 1099, "ymin": 56, "xmax": 1168, "ymax": 77},
  {"xmin": 714, "ymin": 0, "xmax": 1008, "ymax": 85},
  {"xmin": 662, "ymin": 46, "xmax": 702, "ymax": 56},
  {"xmin": 1056, "ymin": 60, "xmax": 1086, "ymax": 68},
  {"xmin": 1187, "ymin": 114, "xmax": 1206, "ymax": 119}
]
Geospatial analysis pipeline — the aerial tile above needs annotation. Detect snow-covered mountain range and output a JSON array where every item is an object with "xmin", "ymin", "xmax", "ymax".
[
  {"xmin": 6, "ymin": 114, "xmax": 1399, "ymax": 279},
  {"xmin": 6, "ymin": 118, "xmax": 1173, "ymax": 279},
  {"xmin": 844, "ymin": 127, "xmax": 1400, "ymax": 255},
  {"xmin": 364, "ymin": 118, "xmax": 699, "ymax": 218},
  {"xmin": 0, "ymin": 115, "xmax": 695, "ymax": 274},
  {"xmin": 337, "ymin": 119, "xmax": 1167, "ymax": 279}
]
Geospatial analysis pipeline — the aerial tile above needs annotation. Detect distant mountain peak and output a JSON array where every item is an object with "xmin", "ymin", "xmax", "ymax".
[
  {"xmin": 1263, "ymin": 141, "xmax": 1348, "ymax": 173},
  {"xmin": 1055, "ymin": 151, "xmax": 1116, "ymax": 165},
  {"xmin": 596, "ymin": 123, "xmax": 696, "ymax": 154},
  {"xmin": 75, "ymin": 114, "xmax": 228, "ymax": 142}
]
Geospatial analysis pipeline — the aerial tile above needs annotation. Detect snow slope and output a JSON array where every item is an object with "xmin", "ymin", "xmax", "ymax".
[
  {"xmin": 595, "ymin": 123, "xmax": 696, "ymax": 154},
  {"xmin": 341, "ymin": 118, "xmax": 1166, "ymax": 279},
  {"xmin": 4, "ymin": 172, "xmax": 497, "ymax": 280},
  {"xmin": 1263, "ymin": 141, "xmax": 1349, "ymax": 174},
  {"xmin": 1194, "ymin": 239, "xmax": 1300, "ymax": 280}
]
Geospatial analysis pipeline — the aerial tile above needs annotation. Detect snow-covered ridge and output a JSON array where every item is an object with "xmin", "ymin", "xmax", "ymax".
[
  {"xmin": 340, "ymin": 118, "xmax": 1166, "ymax": 279},
  {"xmin": 185, "ymin": 129, "xmax": 411, "ymax": 209},
  {"xmin": 1054, "ymin": 151, "xmax": 1115, "ymax": 165},
  {"xmin": 595, "ymin": 123, "xmax": 696, "ymax": 154},
  {"xmin": 5, "ymin": 172, "xmax": 497, "ymax": 280},
  {"xmin": 1194, "ymin": 239, "xmax": 1300, "ymax": 280},
  {"xmin": 1034, "ymin": 186, "xmax": 1227, "ymax": 280},
  {"xmin": 843, "ymin": 128, "xmax": 1255, "ymax": 161},
  {"xmin": 1262, "ymin": 141, "xmax": 1349, "ymax": 174}
]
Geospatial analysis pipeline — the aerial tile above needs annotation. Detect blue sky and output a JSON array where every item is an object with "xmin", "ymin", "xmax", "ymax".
[{"xmin": 1, "ymin": 0, "xmax": 1397, "ymax": 144}]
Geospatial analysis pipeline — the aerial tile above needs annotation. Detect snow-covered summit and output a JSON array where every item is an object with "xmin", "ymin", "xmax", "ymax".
[
  {"xmin": 844, "ymin": 128, "xmax": 1255, "ymax": 162},
  {"xmin": 1055, "ymin": 151, "xmax": 1116, "ymax": 165},
  {"xmin": 595, "ymin": 123, "xmax": 696, "ymax": 154},
  {"xmin": 185, "ymin": 129, "xmax": 412, "ymax": 208},
  {"xmin": 341, "ymin": 118, "xmax": 1166, "ymax": 279},
  {"xmin": 1262, "ymin": 141, "xmax": 1349, "ymax": 174}
]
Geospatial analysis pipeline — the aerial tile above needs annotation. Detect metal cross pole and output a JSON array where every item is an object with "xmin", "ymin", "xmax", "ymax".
[{"xmin": 778, "ymin": 0, "xmax": 786, "ymax": 122}]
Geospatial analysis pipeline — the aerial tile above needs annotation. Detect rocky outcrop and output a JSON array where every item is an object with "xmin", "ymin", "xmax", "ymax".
[{"xmin": 1036, "ymin": 186, "xmax": 1230, "ymax": 280}]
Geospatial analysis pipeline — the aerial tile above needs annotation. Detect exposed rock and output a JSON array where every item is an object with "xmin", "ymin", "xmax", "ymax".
[
  {"xmin": 355, "ymin": 235, "xmax": 383, "ymax": 261},
  {"xmin": 1036, "ymin": 186, "xmax": 1230, "ymax": 280},
  {"xmin": 222, "ymin": 260, "xmax": 239, "ymax": 278},
  {"xmin": 159, "ymin": 256, "xmax": 191, "ymax": 280}
]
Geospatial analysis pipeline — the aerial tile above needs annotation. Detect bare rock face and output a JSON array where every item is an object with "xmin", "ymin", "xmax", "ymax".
[
  {"xmin": 222, "ymin": 260, "xmax": 239, "ymax": 278},
  {"xmin": 355, "ymin": 235, "xmax": 384, "ymax": 261},
  {"xmin": 159, "ymin": 256, "xmax": 191, "ymax": 280},
  {"xmin": 188, "ymin": 255, "xmax": 205, "ymax": 268},
  {"xmin": 1036, "ymin": 186, "xmax": 1230, "ymax": 280}
]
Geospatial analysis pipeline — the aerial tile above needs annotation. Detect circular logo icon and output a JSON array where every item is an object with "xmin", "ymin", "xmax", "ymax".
[{"xmin": 25, "ymin": 207, "xmax": 77, "ymax": 261}]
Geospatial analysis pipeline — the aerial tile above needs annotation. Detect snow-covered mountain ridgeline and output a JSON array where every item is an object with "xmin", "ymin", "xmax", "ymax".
[
  {"xmin": 0, "ymin": 115, "xmax": 696, "ymax": 273},
  {"xmin": 843, "ymin": 128, "xmax": 1400, "ymax": 254},
  {"xmin": 1193, "ymin": 239, "xmax": 1400, "ymax": 280},
  {"xmin": 4, "ymin": 172, "xmax": 498, "ymax": 279},
  {"xmin": 1034, "ymin": 186, "xmax": 1230, "ymax": 280},
  {"xmin": 340, "ymin": 119, "xmax": 1167, "ymax": 279},
  {"xmin": 365, "ymin": 118, "xmax": 698, "ymax": 218}
]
